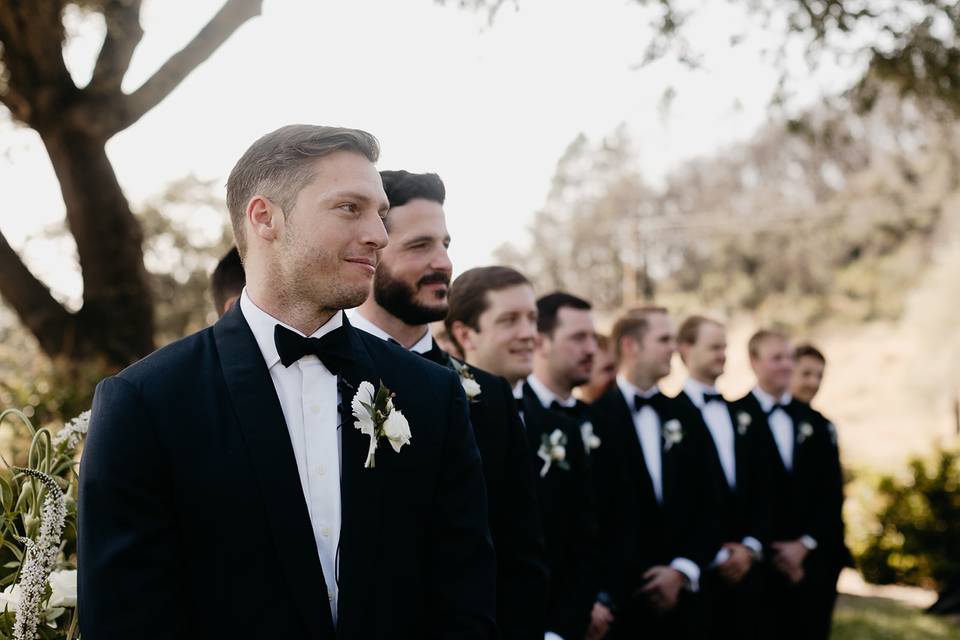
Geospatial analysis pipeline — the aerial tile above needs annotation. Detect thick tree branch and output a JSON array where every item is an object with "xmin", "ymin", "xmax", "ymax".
[
  {"xmin": 114, "ymin": 0, "xmax": 262, "ymax": 133},
  {"xmin": 88, "ymin": 0, "xmax": 144, "ymax": 94},
  {"xmin": 0, "ymin": 226, "xmax": 76, "ymax": 357}
]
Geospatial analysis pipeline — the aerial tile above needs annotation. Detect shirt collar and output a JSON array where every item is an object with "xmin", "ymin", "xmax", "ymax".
[
  {"xmin": 616, "ymin": 374, "xmax": 660, "ymax": 406},
  {"xmin": 526, "ymin": 374, "xmax": 576, "ymax": 409},
  {"xmin": 751, "ymin": 386, "xmax": 792, "ymax": 413},
  {"xmin": 513, "ymin": 380, "xmax": 525, "ymax": 401},
  {"xmin": 240, "ymin": 288, "xmax": 344, "ymax": 369},
  {"xmin": 347, "ymin": 309, "xmax": 433, "ymax": 354},
  {"xmin": 683, "ymin": 377, "xmax": 719, "ymax": 408}
]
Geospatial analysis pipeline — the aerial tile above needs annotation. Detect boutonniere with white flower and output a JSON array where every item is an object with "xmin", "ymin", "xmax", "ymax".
[
  {"xmin": 797, "ymin": 422, "xmax": 814, "ymax": 444},
  {"xmin": 537, "ymin": 429, "xmax": 570, "ymax": 477},
  {"xmin": 351, "ymin": 380, "xmax": 411, "ymax": 469},
  {"xmin": 736, "ymin": 412, "xmax": 751, "ymax": 436},
  {"xmin": 450, "ymin": 359, "xmax": 482, "ymax": 402},
  {"xmin": 580, "ymin": 421, "xmax": 601, "ymax": 452},
  {"xmin": 662, "ymin": 419, "xmax": 683, "ymax": 451}
]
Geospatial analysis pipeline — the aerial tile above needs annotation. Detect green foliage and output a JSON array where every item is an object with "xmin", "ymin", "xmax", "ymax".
[
  {"xmin": 857, "ymin": 449, "xmax": 960, "ymax": 589},
  {"xmin": 832, "ymin": 594, "xmax": 960, "ymax": 640}
]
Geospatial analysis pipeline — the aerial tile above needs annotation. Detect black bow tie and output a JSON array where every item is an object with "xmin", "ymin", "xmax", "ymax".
[
  {"xmin": 549, "ymin": 400, "xmax": 578, "ymax": 417},
  {"xmin": 274, "ymin": 324, "xmax": 354, "ymax": 376},
  {"xmin": 764, "ymin": 402, "xmax": 789, "ymax": 417},
  {"xmin": 702, "ymin": 392, "xmax": 724, "ymax": 405},
  {"xmin": 634, "ymin": 393, "xmax": 661, "ymax": 413}
]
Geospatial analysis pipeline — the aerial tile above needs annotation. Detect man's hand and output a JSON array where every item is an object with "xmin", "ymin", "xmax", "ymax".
[
  {"xmin": 639, "ymin": 566, "xmax": 686, "ymax": 611},
  {"xmin": 717, "ymin": 542, "xmax": 754, "ymax": 584},
  {"xmin": 771, "ymin": 540, "xmax": 808, "ymax": 584},
  {"xmin": 585, "ymin": 602, "xmax": 615, "ymax": 640}
]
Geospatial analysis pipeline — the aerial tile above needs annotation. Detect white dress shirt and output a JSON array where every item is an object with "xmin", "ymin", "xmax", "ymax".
[
  {"xmin": 616, "ymin": 375, "xmax": 700, "ymax": 591},
  {"xmin": 683, "ymin": 379, "xmax": 763, "ymax": 562},
  {"xmin": 526, "ymin": 374, "xmax": 577, "ymax": 410},
  {"xmin": 240, "ymin": 289, "xmax": 342, "ymax": 622},
  {"xmin": 683, "ymin": 379, "xmax": 736, "ymax": 489},
  {"xmin": 347, "ymin": 310, "xmax": 434, "ymax": 354},
  {"xmin": 752, "ymin": 387, "xmax": 794, "ymax": 471}
]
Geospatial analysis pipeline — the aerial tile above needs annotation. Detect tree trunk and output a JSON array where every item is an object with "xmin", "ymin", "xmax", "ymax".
[{"xmin": 37, "ymin": 124, "xmax": 155, "ymax": 366}]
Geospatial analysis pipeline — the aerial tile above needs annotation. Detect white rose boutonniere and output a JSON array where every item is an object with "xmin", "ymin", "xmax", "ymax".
[
  {"xmin": 580, "ymin": 421, "xmax": 601, "ymax": 452},
  {"xmin": 797, "ymin": 422, "xmax": 814, "ymax": 444},
  {"xmin": 451, "ymin": 359, "xmax": 482, "ymax": 402},
  {"xmin": 662, "ymin": 419, "xmax": 683, "ymax": 451},
  {"xmin": 351, "ymin": 380, "xmax": 411, "ymax": 468},
  {"xmin": 736, "ymin": 412, "xmax": 751, "ymax": 436},
  {"xmin": 537, "ymin": 429, "xmax": 570, "ymax": 477}
]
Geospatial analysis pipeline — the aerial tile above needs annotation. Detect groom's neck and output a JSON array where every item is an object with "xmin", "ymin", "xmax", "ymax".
[
  {"xmin": 245, "ymin": 282, "xmax": 337, "ymax": 337},
  {"xmin": 356, "ymin": 300, "xmax": 428, "ymax": 349}
]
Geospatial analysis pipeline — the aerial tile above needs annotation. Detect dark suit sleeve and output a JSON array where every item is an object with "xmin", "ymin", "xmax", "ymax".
[
  {"xmin": 495, "ymin": 378, "xmax": 549, "ymax": 640},
  {"xmin": 430, "ymin": 371, "xmax": 498, "ymax": 639},
  {"xmin": 79, "ymin": 376, "xmax": 178, "ymax": 639},
  {"xmin": 806, "ymin": 420, "xmax": 845, "ymax": 561}
]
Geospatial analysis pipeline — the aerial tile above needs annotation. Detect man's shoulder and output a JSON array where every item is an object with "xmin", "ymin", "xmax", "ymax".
[
  {"xmin": 115, "ymin": 326, "xmax": 217, "ymax": 390},
  {"xmin": 357, "ymin": 330, "xmax": 457, "ymax": 385}
]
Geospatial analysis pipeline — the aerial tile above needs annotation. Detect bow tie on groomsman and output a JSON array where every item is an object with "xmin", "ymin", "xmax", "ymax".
[
  {"xmin": 763, "ymin": 401, "xmax": 790, "ymax": 417},
  {"xmin": 633, "ymin": 392, "xmax": 665, "ymax": 413},
  {"xmin": 702, "ymin": 392, "xmax": 724, "ymax": 405},
  {"xmin": 274, "ymin": 324, "xmax": 354, "ymax": 375}
]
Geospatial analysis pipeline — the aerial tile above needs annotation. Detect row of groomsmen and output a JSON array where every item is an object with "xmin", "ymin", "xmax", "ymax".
[{"xmin": 211, "ymin": 169, "xmax": 851, "ymax": 640}]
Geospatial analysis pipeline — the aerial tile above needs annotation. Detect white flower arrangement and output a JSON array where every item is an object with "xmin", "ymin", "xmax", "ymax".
[
  {"xmin": 580, "ymin": 421, "xmax": 601, "ymax": 452},
  {"xmin": 537, "ymin": 429, "xmax": 570, "ymax": 477},
  {"xmin": 351, "ymin": 381, "xmax": 412, "ymax": 469},
  {"xmin": 662, "ymin": 419, "xmax": 683, "ymax": 451},
  {"xmin": 450, "ymin": 359, "xmax": 482, "ymax": 402},
  {"xmin": 52, "ymin": 410, "xmax": 90, "ymax": 450},
  {"xmin": 797, "ymin": 422, "xmax": 815, "ymax": 444}
]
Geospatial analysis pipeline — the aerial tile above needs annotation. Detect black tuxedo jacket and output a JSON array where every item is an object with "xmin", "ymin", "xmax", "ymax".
[
  {"xmin": 801, "ymin": 403, "xmax": 854, "ymax": 570},
  {"xmin": 78, "ymin": 307, "xmax": 497, "ymax": 639},
  {"xmin": 671, "ymin": 391, "xmax": 771, "ymax": 551},
  {"xmin": 518, "ymin": 382, "xmax": 597, "ymax": 640},
  {"xmin": 590, "ymin": 386, "xmax": 717, "ymax": 607},
  {"xmin": 430, "ymin": 355, "xmax": 549, "ymax": 640},
  {"xmin": 729, "ymin": 393, "xmax": 841, "ymax": 558}
]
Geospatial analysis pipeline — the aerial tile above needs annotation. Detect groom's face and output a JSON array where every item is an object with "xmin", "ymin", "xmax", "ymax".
[
  {"xmin": 272, "ymin": 151, "xmax": 390, "ymax": 310},
  {"xmin": 373, "ymin": 198, "xmax": 453, "ymax": 325}
]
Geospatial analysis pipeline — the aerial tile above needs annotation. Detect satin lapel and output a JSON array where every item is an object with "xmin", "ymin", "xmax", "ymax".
[
  {"xmin": 745, "ymin": 394, "xmax": 788, "ymax": 476},
  {"xmin": 611, "ymin": 389, "xmax": 658, "ymax": 505},
  {"xmin": 213, "ymin": 305, "xmax": 334, "ymax": 639},
  {"xmin": 727, "ymin": 402, "xmax": 748, "ymax": 490},
  {"xmin": 335, "ymin": 318, "xmax": 384, "ymax": 634}
]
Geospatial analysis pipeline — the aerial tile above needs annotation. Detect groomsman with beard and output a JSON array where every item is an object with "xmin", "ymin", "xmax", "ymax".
[
  {"xmin": 790, "ymin": 343, "xmax": 853, "ymax": 638},
  {"xmin": 673, "ymin": 316, "xmax": 768, "ymax": 640},
  {"xmin": 350, "ymin": 170, "xmax": 547, "ymax": 640},
  {"xmin": 529, "ymin": 293, "xmax": 605, "ymax": 459},
  {"xmin": 447, "ymin": 268, "xmax": 599, "ymax": 640},
  {"xmin": 730, "ymin": 330, "xmax": 843, "ymax": 640},
  {"xmin": 589, "ymin": 307, "xmax": 715, "ymax": 640}
]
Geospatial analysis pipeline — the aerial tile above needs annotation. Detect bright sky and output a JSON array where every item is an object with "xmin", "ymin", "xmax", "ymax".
[{"xmin": 0, "ymin": 0, "xmax": 862, "ymax": 303}]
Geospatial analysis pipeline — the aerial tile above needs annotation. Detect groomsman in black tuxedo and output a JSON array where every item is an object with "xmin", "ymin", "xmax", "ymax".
[
  {"xmin": 673, "ymin": 315, "xmax": 768, "ymax": 640},
  {"xmin": 590, "ymin": 307, "xmax": 716, "ymax": 640},
  {"xmin": 790, "ymin": 343, "xmax": 853, "ymax": 638},
  {"xmin": 80, "ymin": 126, "xmax": 496, "ymax": 639},
  {"xmin": 350, "ymin": 170, "xmax": 548, "ymax": 640},
  {"xmin": 448, "ymin": 267, "xmax": 599, "ymax": 640},
  {"xmin": 730, "ymin": 330, "xmax": 842, "ymax": 640},
  {"xmin": 528, "ymin": 292, "xmax": 613, "ymax": 637}
]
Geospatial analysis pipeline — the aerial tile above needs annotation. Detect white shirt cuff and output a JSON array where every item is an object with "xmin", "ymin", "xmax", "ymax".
[
  {"xmin": 711, "ymin": 547, "xmax": 731, "ymax": 568},
  {"xmin": 742, "ymin": 536, "xmax": 764, "ymax": 559},
  {"xmin": 669, "ymin": 557, "xmax": 701, "ymax": 593},
  {"xmin": 800, "ymin": 535, "xmax": 818, "ymax": 551},
  {"xmin": 545, "ymin": 633, "xmax": 565, "ymax": 640}
]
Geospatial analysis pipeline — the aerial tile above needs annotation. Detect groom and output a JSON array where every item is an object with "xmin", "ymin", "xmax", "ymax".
[{"xmin": 78, "ymin": 125, "xmax": 497, "ymax": 639}]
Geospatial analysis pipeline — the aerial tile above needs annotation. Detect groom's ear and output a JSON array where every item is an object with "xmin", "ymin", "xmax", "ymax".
[{"xmin": 247, "ymin": 195, "xmax": 283, "ymax": 244}]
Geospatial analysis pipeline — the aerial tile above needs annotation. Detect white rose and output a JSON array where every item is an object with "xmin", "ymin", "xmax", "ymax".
[
  {"xmin": 549, "ymin": 429, "xmax": 564, "ymax": 446},
  {"xmin": 738, "ymin": 412, "xmax": 752, "ymax": 427},
  {"xmin": 550, "ymin": 445, "xmax": 566, "ymax": 461},
  {"xmin": 48, "ymin": 569, "xmax": 77, "ymax": 609},
  {"xmin": 461, "ymin": 378, "xmax": 482, "ymax": 399},
  {"xmin": 383, "ymin": 409, "xmax": 412, "ymax": 453}
]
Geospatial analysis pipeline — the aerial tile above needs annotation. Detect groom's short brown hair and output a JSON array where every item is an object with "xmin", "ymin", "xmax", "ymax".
[{"xmin": 226, "ymin": 125, "xmax": 380, "ymax": 257}]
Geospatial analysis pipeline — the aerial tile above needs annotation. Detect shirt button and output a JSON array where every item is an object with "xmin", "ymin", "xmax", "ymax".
[
  {"xmin": 317, "ymin": 465, "xmax": 326, "ymax": 476},
  {"xmin": 310, "ymin": 404, "xmax": 322, "ymax": 414},
  {"xmin": 328, "ymin": 591, "xmax": 333, "ymax": 602},
  {"xmin": 321, "ymin": 526, "xmax": 331, "ymax": 537}
]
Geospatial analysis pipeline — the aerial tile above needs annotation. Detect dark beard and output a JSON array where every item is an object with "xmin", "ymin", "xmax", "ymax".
[{"xmin": 373, "ymin": 264, "xmax": 449, "ymax": 326}]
